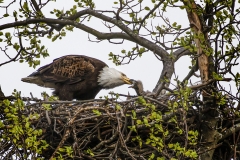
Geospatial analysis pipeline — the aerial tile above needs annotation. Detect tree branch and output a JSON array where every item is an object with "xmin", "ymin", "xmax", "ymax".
[
  {"xmin": 181, "ymin": 63, "xmax": 198, "ymax": 84},
  {"xmin": 173, "ymin": 47, "xmax": 192, "ymax": 62},
  {"xmin": 0, "ymin": 18, "xmax": 135, "ymax": 42},
  {"xmin": 0, "ymin": 30, "xmax": 23, "ymax": 67},
  {"xmin": 0, "ymin": 9, "xmax": 169, "ymax": 59},
  {"xmin": 220, "ymin": 123, "xmax": 240, "ymax": 141}
]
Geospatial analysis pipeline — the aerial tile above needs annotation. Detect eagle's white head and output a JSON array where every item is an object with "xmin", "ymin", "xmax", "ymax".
[{"xmin": 98, "ymin": 67, "xmax": 132, "ymax": 89}]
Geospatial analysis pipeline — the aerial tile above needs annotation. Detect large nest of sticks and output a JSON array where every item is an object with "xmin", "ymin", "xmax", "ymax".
[
  {"xmin": 28, "ymin": 96, "xmax": 170, "ymax": 159},
  {"xmin": 0, "ymin": 92, "xmax": 173, "ymax": 159},
  {"xmin": 0, "ymin": 79, "xmax": 239, "ymax": 159}
]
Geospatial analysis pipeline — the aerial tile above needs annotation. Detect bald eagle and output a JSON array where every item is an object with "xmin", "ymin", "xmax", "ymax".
[{"xmin": 21, "ymin": 55, "xmax": 132, "ymax": 100}]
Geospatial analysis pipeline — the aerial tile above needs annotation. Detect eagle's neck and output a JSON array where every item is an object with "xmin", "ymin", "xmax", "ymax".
[{"xmin": 97, "ymin": 67, "xmax": 125, "ymax": 89}]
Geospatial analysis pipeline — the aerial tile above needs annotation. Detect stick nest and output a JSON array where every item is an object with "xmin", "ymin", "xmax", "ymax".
[{"xmin": 0, "ymin": 95, "xmax": 171, "ymax": 159}]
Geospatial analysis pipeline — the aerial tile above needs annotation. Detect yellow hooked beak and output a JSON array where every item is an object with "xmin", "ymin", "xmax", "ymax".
[{"xmin": 121, "ymin": 75, "xmax": 132, "ymax": 84}]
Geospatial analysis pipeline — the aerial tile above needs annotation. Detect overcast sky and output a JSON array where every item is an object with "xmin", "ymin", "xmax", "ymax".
[{"xmin": 0, "ymin": 1, "xmax": 237, "ymax": 100}]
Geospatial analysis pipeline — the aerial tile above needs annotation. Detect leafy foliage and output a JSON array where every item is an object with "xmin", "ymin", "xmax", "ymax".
[
  {"xmin": 0, "ymin": 0, "xmax": 240, "ymax": 159},
  {"xmin": 0, "ymin": 91, "xmax": 48, "ymax": 159}
]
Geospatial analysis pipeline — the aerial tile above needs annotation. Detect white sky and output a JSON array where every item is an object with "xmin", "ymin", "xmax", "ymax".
[{"xmin": 0, "ymin": 1, "xmax": 237, "ymax": 100}]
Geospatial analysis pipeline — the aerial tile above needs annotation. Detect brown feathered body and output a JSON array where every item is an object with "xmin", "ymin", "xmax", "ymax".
[
  {"xmin": 22, "ymin": 55, "xmax": 107, "ymax": 100},
  {"xmin": 22, "ymin": 55, "xmax": 132, "ymax": 100}
]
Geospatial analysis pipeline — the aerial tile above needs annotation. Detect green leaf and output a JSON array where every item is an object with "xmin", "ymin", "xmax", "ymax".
[
  {"xmin": 13, "ymin": 43, "xmax": 20, "ymax": 51},
  {"xmin": 5, "ymin": 32, "xmax": 10, "ymax": 38},
  {"xmin": 4, "ymin": 108, "xmax": 9, "ymax": 113},
  {"xmin": 128, "ymin": 125, "xmax": 137, "ymax": 132},
  {"xmin": 52, "ymin": 35, "xmax": 59, "ymax": 42},
  {"xmin": 58, "ymin": 147, "xmax": 65, "ymax": 152},
  {"xmin": 23, "ymin": 2, "xmax": 29, "ymax": 11},
  {"xmin": 0, "ymin": 121, "xmax": 4, "ymax": 128},
  {"xmin": 86, "ymin": 148, "xmax": 94, "ymax": 156},
  {"xmin": 143, "ymin": 117, "xmax": 149, "ymax": 125},
  {"xmin": 129, "ymin": 12, "xmax": 135, "ymax": 17},
  {"xmin": 149, "ymin": 153, "xmax": 155, "ymax": 159},
  {"xmin": 168, "ymin": 143, "xmax": 174, "ymax": 148},
  {"xmin": 3, "ymin": 99, "xmax": 10, "ymax": 106},
  {"xmin": 136, "ymin": 119, "xmax": 142, "ymax": 124},
  {"xmin": 145, "ymin": 6, "xmax": 150, "ymax": 10},
  {"xmin": 42, "ymin": 104, "xmax": 52, "ymax": 110},
  {"xmin": 212, "ymin": 72, "xmax": 223, "ymax": 80},
  {"xmin": 172, "ymin": 22, "xmax": 177, "ymax": 27},
  {"xmin": 3, "ymin": 13, "xmax": 9, "ymax": 17},
  {"xmin": 92, "ymin": 109, "xmax": 101, "ymax": 116},
  {"xmin": 137, "ymin": 96, "xmax": 146, "ymax": 105},
  {"xmin": 139, "ymin": 47, "xmax": 145, "ymax": 53},
  {"xmin": 25, "ymin": 122, "xmax": 30, "ymax": 128},
  {"xmin": 132, "ymin": 110, "xmax": 137, "ymax": 119},
  {"xmin": 115, "ymin": 104, "xmax": 121, "ymax": 110}
]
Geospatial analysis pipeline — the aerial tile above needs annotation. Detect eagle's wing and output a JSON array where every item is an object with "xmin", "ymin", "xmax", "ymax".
[{"xmin": 29, "ymin": 55, "xmax": 105, "ymax": 85}]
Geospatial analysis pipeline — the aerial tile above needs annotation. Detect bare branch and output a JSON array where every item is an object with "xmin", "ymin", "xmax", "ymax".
[
  {"xmin": 173, "ymin": 47, "xmax": 193, "ymax": 62},
  {"xmin": 0, "ymin": 9, "xmax": 169, "ymax": 59}
]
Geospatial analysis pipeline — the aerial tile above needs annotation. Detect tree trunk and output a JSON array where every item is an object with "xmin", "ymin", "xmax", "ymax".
[{"xmin": 183, "ymin": 1, "xmax": 218, "ymax": 159}]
